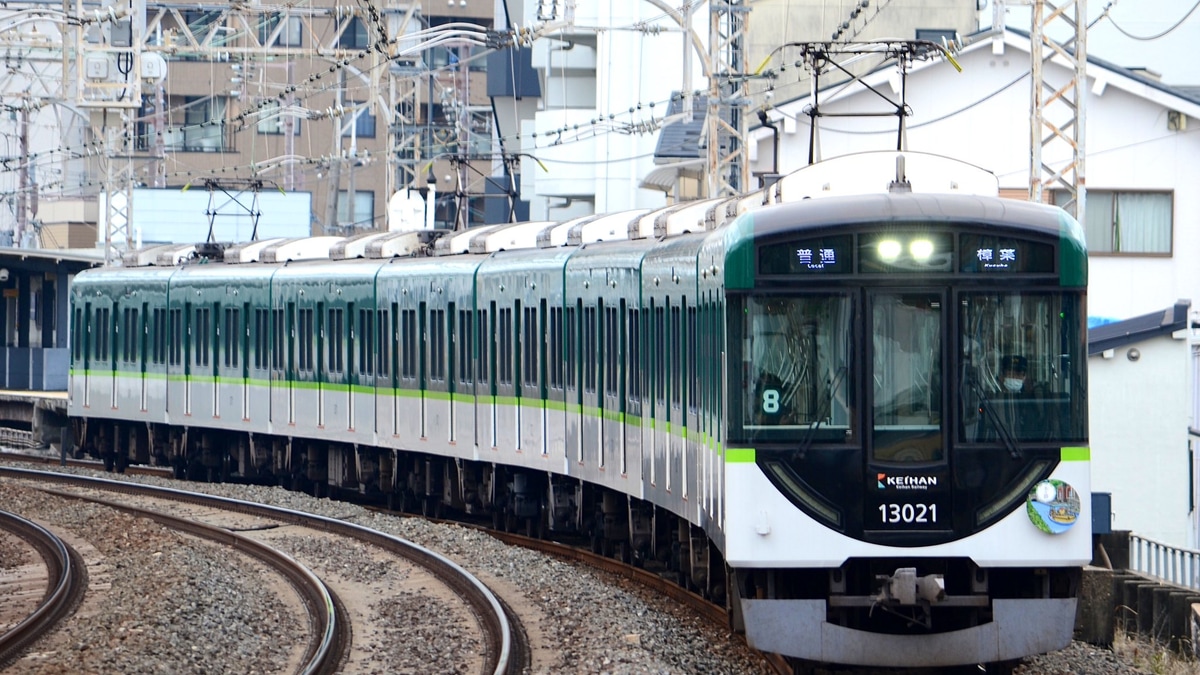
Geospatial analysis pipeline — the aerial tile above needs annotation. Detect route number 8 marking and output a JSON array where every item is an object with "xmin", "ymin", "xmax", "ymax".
[{"xmin": 762, "ymin": 389, "xmax": 780, "ymax": 414}]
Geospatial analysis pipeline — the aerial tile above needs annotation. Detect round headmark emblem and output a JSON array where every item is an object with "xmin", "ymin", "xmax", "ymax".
[{"xmin": 1026, "ymin": 479, "xmax": 1081, "ymax": 534}]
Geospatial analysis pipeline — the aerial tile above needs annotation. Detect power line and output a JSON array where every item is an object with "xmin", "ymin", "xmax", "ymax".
[{"xmin": 1095, "ymin": 0, "xmax": 1200, "ymax": 40}]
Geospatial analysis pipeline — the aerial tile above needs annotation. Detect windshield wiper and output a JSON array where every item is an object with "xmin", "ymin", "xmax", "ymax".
[
  {"xmin": 797, "ymin": 365, "xmax": 847, "ymax": 460},
  {"xmin": 969, "ymin": 379, "xmax": 1023, "ymax": 460}
]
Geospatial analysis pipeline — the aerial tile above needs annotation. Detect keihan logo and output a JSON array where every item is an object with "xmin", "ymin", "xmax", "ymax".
[{"xmin": 877, "ymin": 474, "xmax": 937, "ymax": 490}]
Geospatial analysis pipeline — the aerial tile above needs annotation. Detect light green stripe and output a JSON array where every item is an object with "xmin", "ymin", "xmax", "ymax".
[
  {"xmin": 726, "ymin": 448, "xmax": 756, "ymax": 463},
  {"xmin": 1061, "ymin": 446, "xmax": 1090, "ymax": 462}
]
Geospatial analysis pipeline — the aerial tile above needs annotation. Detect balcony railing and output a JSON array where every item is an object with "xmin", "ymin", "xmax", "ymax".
[{"xmin": 1129, "ymin": 532, "xmax": 1200, "ymax": 590}]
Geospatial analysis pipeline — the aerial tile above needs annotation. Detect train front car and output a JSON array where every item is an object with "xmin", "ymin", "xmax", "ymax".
[{"xmin": 720, "ymin": 192, "xmax": 1089, "ymax": 670}]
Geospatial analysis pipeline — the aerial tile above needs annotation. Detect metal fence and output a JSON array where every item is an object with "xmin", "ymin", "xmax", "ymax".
[{"xmin": 1130, "ymin": 532, "xmax": 1200, "ymax": 590}]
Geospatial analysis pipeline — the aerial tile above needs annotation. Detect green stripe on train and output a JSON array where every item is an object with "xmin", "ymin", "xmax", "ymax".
[
  {"xmin": 1061, "ymin": 446, "xmax": 1089, "ymax": 462},
  {"xmin": 726, "ymin": 448, "xmax": 756, "ymax": 463}
]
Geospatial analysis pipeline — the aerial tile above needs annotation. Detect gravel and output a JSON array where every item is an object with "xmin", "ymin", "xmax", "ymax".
[{"xmin": 1, "ymin": 460, "xmax": 1188, "ymax": 674}]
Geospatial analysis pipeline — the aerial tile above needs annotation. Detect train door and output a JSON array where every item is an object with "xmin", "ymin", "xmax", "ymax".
[
  {"xmin": 447, "ymin": 303, "xmax": 456, "ymax": 443},
  {"xmin": 651, "ymin": 300, "xmax": 667, "ymax": 488},
  {"xmin": 623, "ymin": 304, "xmax": 641, "ymax": 478},
  {"xmin": 510, "ymin": 301, "xmax": 522, "ymax": 450},
  {"xmin": 211, "ymin": 302, "xmax": 220, "ymax": 418},
  {"xmin": 347, "ymin": 302, "xmax": 356, "ymax": 432},
  {"xmin": 241, "ymin": 303, "xmax": 250, "ymax": 420},
  {"xmin": 580, "ymin": 301, "xmax": 599, "ymax": 465},
  {"xmin": 668, "ymin": 300, "xmax": 683, "ymax": 496},
  {"xmin": 183, "ymin": 301, "xmax": 193, "ymax": 415},
  {"xmin": 419, "ymin": 302, "xmax": 428, "ymax": 438},
  {"xmin": 565, "ymin": 301, "xmax": 582, "ymax": 464},
  {"xmin": 601, "ymin": 301, "xmax": 623, "ymax": 471},
  {"xmin": 865, "ymin": 290, "xmax": 950, "ymax": 532},
  {"xmin": 139, "ymin": 303, "xmax": 148, "ymax": 412},
  {"xmin": 79, "ymin": 302, "xmax": 91, "ymax": 407},
  {"xmin": 287, "ymin": 302, "xmax": 296, "ymax": 424}
]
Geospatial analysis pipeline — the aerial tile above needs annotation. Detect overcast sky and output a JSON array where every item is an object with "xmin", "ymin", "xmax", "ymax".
[{"xmin": 995, "ymin": 0, "xmax": 1200, "ymax": 85}]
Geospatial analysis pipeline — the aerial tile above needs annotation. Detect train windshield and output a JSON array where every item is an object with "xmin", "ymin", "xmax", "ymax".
[
  {"xmin": 959, "ymin": 292, "xmax": 1087, "ymax": 443},
  {"xmin": 871, "ymin": 293, "xmax": 943, "ymax": 462},
  {"xmin": 740, "ymin": 295, "xmax": 852, "ymax": 440}
]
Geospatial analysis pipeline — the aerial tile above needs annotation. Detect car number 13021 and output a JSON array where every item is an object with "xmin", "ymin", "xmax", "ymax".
[{"xmin": 878, "ymin": 503, "xmax": 938, "ymax": 524}]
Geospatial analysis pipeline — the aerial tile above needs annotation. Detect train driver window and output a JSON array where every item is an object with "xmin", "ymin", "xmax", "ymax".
[
  {"xmin": 959, "ymin": 292, "xmax": 1086, "ymax": 444},
  {"xmin": 741, "ymin": 295, "xmax": 851, "ymax": 439}
]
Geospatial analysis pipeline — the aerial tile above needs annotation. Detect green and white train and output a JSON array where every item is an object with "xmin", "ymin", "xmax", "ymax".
[{"xmin": 69, "ymin": 152, "xmax": 1091, "ymax": 671}]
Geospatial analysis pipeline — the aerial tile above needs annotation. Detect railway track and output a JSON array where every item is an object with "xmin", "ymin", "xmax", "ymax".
[
  {"xmin": 0, "ymin": 466, "xmax": 524, "ymax": 675},
  {"xmin": 0, "ymin": 509, "xmax": 85, "ymax": 668}
]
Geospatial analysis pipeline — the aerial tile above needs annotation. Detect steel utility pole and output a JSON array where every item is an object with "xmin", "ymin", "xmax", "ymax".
[
  {"xmin": 1029, "ymin": 0, "xmax": 1086, "ymax": 225},
  {"xmin": 707, "ymin": 0, "xmax": 750, "ymax": 198}
]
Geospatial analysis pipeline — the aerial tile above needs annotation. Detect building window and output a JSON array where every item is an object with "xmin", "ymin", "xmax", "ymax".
[
  {"xmin": 915, "ymin": 28, "xmax": 957, "ymax": 44},
  {"xmin": 165, "ymin": 96, "xmax": 228, "ymax": 152},
  {"xmin": 341, "ymin": 103, "xmax": 376, "ymax": 138},
  {"xmin": 338, "ymin": 16, "xmax": 369, "ymax": 49},
  {"xmin": 1057, "ymin": 190, "xmax": 1173, "ymax": 254},
  {"xmin": 336, "ymin": 190, "xmax": 374, "ymax": 229},
  {"xmin": 257, "ymin": 100, "xmax": 301, "ymax": 135},
  {"xmin": 259, "ymin": 13, "xmax": 302, "ymax": 47}
]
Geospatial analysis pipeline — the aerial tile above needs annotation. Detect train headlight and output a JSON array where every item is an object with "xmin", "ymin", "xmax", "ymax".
[
  {"xmin": 877, "ymin": 239, "xmax": 902, "ymax": 261},
  {"xmin": 909, "ymin": 239, "xmax": 934, "ymax": 260}
]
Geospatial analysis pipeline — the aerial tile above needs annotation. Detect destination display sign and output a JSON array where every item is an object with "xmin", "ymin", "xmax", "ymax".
[
  {"xmin": 958, "ymin": 234, "xmax": 1055, "ymax": 274},
  {"xmin": 758, "ymin": 234, "xmax": 853, "ymax": 275}
]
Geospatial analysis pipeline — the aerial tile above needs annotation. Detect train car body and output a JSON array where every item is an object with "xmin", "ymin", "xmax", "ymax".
[{"xmin": 68, "ymin": 151, "xmax": 1089, "ymax": 671}]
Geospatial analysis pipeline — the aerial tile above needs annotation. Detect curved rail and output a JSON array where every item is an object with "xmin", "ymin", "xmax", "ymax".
[
  {"xmin": 0, "ymin": 510, "xmax": 84, "ymax": 668},
  {"xmin": 482, "ymin": 528, "xmax": 790, "ymax": 675},
  {"xmin": 36, "ymin": 487, "xmax": 345, "ymax": 675},
  {"xmin": 0, "ymin": 466, "xmax": 518, "ymax": 675}
]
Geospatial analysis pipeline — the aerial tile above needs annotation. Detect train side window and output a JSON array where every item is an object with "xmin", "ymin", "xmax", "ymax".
[
  {"xmin": 565, "ymin": 304, "xmax": 577, "ymax": 390},
  {"xmin": 627, "ymin": 308, "xmax": 640, "ymax": 403},
  {"xmin": 358, "ymin": 308, "xmax": 374, "ymax": 377},
  {"xmin": 547, "ymin": 307, "xmax": 562, "ymax": 390},
  {"xmin": 169, "ymin": 308, "xmax": 181, "ymax": 366},
  {"xmin": 298, "ymin": 308, "xmax": 313, "ymax": 373},
  {"xmin": 379, "ymin": 307, "xmax": 391, "ymax": 380},
  {"xmin": 670, "ymin": 303, "xmax": 682, "ymax": 408},
  {"xmin": 476, "ymin": 308, "xmax": 490, "ymax": 388},
  {"xmin": 72, "ymin": 306, "xmax": 83, "ymax": 361},
  {"xmin": 498, "ymin": 306, "xmax": 513, "ymax": 386},
  {"xmin": 347, "ymin": 303, "xmax": 357, "ymax": 377},
  {"xmin": 327, "ymin": 307, "xmax": 343, "ymax": 374},
  {"xmin": 654, "ymin": 304, "xmax": 666, "ymax": 404},
  {"xmin": 93, "ymin": 306, "xmax": 107, "ymax": 361},
  {"xmin": 224, "ymin": 307, "xmax": 240, "ymax": 368},
  {"xmin": 604, "ymin": 305, "xmax": 618, "ymax": 397},
  {"xmin": 430, "ymin": 308, "xmax": 445, "ymax": 382},
  {"xmin": 400, "ymin": 309, "xmax": 417, "ymax": 381},
  {"xmin": 523, "ymin": 305, "xmax": 538, "ymax": 389},
  {"xmin": 194, "ymin": 307, "xmax": 210, "ymax": 367},
  {"xmin": 446, "ymin": 305, "xmax": 455, "ymax": 385},
  {"xmin": 457, "ymin": 309, "xmax": 471, "ymax": 386},
  {"xmin": 253, "ymin": 309, "xmax": 267, "ymax": 370},
  {"xmin": 153, "ymin": 309, "xmax": 166, "ymax": 365},
  {"xmin": 583, "ymin": 305, "xmax": 596, "ymax": 393},
  {"xmin": 271, "ymin": 308, "xmax": 284, "ymax": 373},
  {"xmin": 687, "ymin": 304, "xmax": 697, "ymax": 414},
  {"xmin": 121, "ymin": 307, "xmax": 133, "ymax": 363}
]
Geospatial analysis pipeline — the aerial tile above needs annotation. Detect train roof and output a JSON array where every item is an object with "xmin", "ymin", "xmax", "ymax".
[
  {"xmin": 745, "ymin": 192, "xmax": 1073, "ymax": 237},
  {"xmin": 106, "ymin": 152, "xmax": 1073, "ymax": 273}
]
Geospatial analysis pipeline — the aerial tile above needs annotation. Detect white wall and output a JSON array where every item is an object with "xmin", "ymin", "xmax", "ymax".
[
  {"xmin": 123, "ymin": 188, "xmax": 313, "ymax": 245},
  {"xmin": 1089, "ymin": 334, "xmax": 1193, "ymax": 547},
  {"xmin": 516, "ymin": 0, "xmax": 711, "ymax": 216}
]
